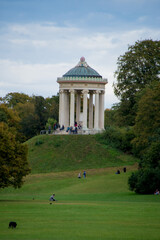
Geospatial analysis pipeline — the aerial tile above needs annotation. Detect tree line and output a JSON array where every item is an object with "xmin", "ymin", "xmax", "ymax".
[
  {"xmin": 103, "ymin": 39, "xmax": 160, "ymax": 194},
  {"xmin": 0, "ymin": 93, "xmax": 59, "ymax": 141}
]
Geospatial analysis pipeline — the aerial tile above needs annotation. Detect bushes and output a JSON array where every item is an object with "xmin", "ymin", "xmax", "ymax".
[
  {"xmin": 128, "ymin": 141, "xmax": 160, "ymax": 194},
  {"xmin": 128, "ymin": 168, "xmax": 160, "ymax": 194},
  {"xmin": 98, "ymin": 126, "xmax": 135, "ymax": 153}
]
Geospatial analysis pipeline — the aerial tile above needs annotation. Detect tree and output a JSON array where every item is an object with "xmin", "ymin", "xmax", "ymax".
[
  {"xmin": 33, "ymin": 96, "xmax": 48, "ymax": 132},
  {"xmin": 46, "ymin": 95, "xmax": 59, "ymax": 122},
  {"xmin": 1, "ymin": 93, "xmax": 60, "ymax": 139},
  {"xmin": 114, "ymin": 39, "xmax": 160, "ymax": 126},
  {"xmin": 104, "ymin": 108, "xmax": 116, "ymax": 127},
  {"xmin": 128, "ymin": 168, "xmax": 160, "ymax": 194},
  {"xmin": 142, "ymin": 141, "xmax": 160, "ymax": 169},
  {"xmin": 15, "ymin": 102, "xmax": 39, "ymax": 139},
  {"xmin": 132, "ymin": 81, "xmax": 160, "ymax": 156},
  {"xmin": 45, "ymin": 118, "xmax": 57, "ymax": 131},
  {"xmin": 2, "ymin": 92, "xmax": 31, "ymax": 108},
  {"xmin": 128, "ymin": 81, "xmax": 160, "ymax": 194},
  {"xmin": 0, "ymin": 104, "xmax": 20, "ymax": 137},
  {"xmin": 0, "ymin": 122, "xmax": 31, "ymax": 188}
]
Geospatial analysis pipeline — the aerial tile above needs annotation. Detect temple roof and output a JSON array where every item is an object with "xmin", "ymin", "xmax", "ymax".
[{"xmin": 63, "ymin": 57, "xmax": 102, "ymax": 78}]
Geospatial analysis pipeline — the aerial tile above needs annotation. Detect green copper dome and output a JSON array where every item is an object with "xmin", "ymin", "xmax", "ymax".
[{"xmin": 63, "ymin": 57, "xmax": 102, "ymax": 78}]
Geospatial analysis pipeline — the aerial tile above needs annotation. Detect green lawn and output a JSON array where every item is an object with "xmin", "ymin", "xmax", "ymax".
[
  {"xmin": 26, "ymin": 134, "xmax": 138, "ymax": 173},
  {"xmin": 0, "ymin": 166, "xmax": 160, "ymax": 240}
]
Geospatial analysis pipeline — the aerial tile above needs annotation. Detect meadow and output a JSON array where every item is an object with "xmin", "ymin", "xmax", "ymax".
[
  {"xmin": 26, "ymin": 134, "xmax": 137, "ymax": 173},
  {"xmin": 0, "ymin": 165, "xmax": 160, "ymax": 240}
]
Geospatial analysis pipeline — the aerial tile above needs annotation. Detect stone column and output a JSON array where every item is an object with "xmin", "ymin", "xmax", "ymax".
[
  {"xmin": 94, "ymin": 90, "xmax": 100, "ymax": 130},
  {"xmin": 99, "ymin": 91, "xmax": 105, "ymax": 129},
  {"xmin": 82, "ymin": 89, "xmax": 88, "ymax": 130},
  {"xmin": 59, "ymin": 89, "xmax": 65, "ymax": 127},
  {"xmin": 76, "ymin": 92, "xmax": 81, "ymax": 124},
  {"xmin": 64, "ymin": 90, "xmax": 69, "ymax": 128},
  {"xmin": 69, "ymin": 89, "xmax": 75, "ymax": 127},
  {"xmin": 89, "ymin": 91, "xmax": 93, "ymax": 129},
  {"xmin": 59, "ymin": 90, "xmax": 62, "ymax": 126},
  {"xmin": 61, "ymin": 90, "xmax": 66, "ymax": 127}
]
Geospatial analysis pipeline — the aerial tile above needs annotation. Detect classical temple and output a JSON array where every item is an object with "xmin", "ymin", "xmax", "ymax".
[{"xmin": 57, "ymin": 57, "xmax": 108, "ymax": 134}]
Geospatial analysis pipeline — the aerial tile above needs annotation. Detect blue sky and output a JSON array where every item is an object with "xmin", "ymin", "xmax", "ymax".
[{"xmin": 0, "ymin": 0, "xmax": 160, "ymax": 108}]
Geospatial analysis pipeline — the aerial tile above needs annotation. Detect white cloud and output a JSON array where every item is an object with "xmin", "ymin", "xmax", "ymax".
[
  {"xmin": 0, "ymin": 22, "xmax": 160, "ymax": 108},
  {"xmin": 0, "ymin": 59, "xmax": 72, "ymax": 97}
]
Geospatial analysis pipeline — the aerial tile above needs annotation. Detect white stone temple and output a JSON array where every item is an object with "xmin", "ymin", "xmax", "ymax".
[{"xmin": 57, "ymin": 57, "xmax": 108, "ymax": 134}]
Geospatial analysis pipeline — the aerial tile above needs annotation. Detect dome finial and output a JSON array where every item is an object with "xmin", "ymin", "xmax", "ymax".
[{"xmin": 80, "ymin": 56, "xmax": 85, "ymax": 62}]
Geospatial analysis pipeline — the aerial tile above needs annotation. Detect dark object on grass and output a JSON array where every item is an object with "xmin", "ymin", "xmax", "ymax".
[
  {"xmin": 116, "ymin": 170, "xmax": 120, "ymax": 174},
  {"xmin": 123, "ymin": 167, "xmax": 126, "ymax": 173},
  {"xmin": 9, "ymin": 222, "xmax": 17, "ymax": 228}
]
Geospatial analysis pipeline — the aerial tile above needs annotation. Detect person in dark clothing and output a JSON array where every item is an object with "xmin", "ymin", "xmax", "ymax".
[
  {"xmin": 83, "ymin": 171, "xmax": 86, "ymax": 178},
  {"xmin": 116, "ymin": 170, "xmax": 120, "ymax": 174},
  {"xmin": 123, "ymin": 167, "xmax": 126, "ymax": 173},
  {"xmin": 49, "ymin": 193, "xmax": 56, "ymax": 201}
]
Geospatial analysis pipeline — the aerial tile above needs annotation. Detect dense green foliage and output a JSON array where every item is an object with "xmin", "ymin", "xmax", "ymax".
[
  {"xmin": 0, "ymin": 104, "xmax": 31, "ymax": 189},
  {"xmin": 2, "ymin": 92, "xmax": 31, "ymax": 108},
  {"xmin": 0, "ymin": 104, "xmax": 20, "ymax": 133},
  {"xmin": 128, "ymin": 168, "xmax": 160, "ymax": 194},
  {"xmin": 106, "ymin": 39, "xmax": 160, "ymax": 194},
  {"xmin": 1, "ymin": 92, "xmax": 59, "ymax": 140},
  {"xmin": 45, "ymin": 117, "xmax": 57, "ymax": 130},
  {"xmin": 0, "ymin": 167, "xmax": 160, "ymax": 240},
  {"xmin": 132, "ymin": 81, "xmax": 160, "ymax": 157},
  {"xmin": 97, "ymin": 127, "xmax": 135, "ymax": 153},
  {"xmin": 104, "ymin": 107, "xmax": 119, "ymax": 127},
  {"xmin": 128, "ymin": 81, "xmax": 160, "ymax": 193},
  {"xmin": 113, "ymin": 39, "xmax": 160, "ymax": 126},
  {"xmin": 0, "ymin": 122, "xmax": 30, "ymax": 189},
  {"xmin": 26, "ymin": 134, "xmax": 137, "ymax": 173}
]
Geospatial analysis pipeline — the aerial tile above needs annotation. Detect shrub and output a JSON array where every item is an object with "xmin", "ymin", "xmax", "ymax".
[
  {"xmin": 97, "ymin": 126, "xmax": 135, "ymax": 153},
  {"xmin": 143, "ymin": 142, "xmax": 160, "ymax": 168},
  {"xmin": 45, "ymin": 118, "xmax": 57, "ymax": 130},
  {"xmin": 128, "ymin": 168, "xmax": 160, "ymax": 194},
  {"xmin": 120, "ymin": 128, "xmax": 135, "ymax": 152}
]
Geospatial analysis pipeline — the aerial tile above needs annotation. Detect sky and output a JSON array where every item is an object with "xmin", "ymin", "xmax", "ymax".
[{"xmin": 0, "ymin": 0, "xmax": 160, "ymax": 108}]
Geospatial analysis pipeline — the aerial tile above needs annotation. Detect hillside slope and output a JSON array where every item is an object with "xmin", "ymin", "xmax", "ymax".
[{"xmin": 26, "ymin": 134, "xmax": 137, "ymax": 173}]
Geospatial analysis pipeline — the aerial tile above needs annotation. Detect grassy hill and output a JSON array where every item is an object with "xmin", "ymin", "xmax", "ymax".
[{"xmin": 26, "ymin": 134, "xmax": 138, "ymax": 173}]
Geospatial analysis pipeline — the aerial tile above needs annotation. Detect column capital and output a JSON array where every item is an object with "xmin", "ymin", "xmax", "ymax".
[
  {"xmin": 82, "ymin": 89, "xmax": 88, "ymax": 94},
  {"xmin": 93, "ymin": 90, "xmax": 101, "ymax": 94},
  {"xmin": 69, "ymin": 89, "xmax": 75, "ymax": 94},
  {"xmin": 64, "ymin": 90, "xmax": 69, "ymax": 93},
  {"xmin": 100, "ymin": 90, "xmax": 105, "ymax": 95},
  {"xmin": 59, "ymin": 89, "xmax": 64, "ymax": 94}
]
